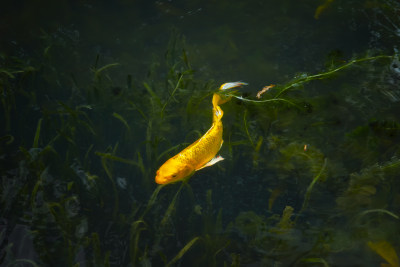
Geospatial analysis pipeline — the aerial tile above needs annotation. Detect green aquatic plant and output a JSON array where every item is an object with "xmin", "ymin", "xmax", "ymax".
[
  {"xmin": 221, "ymin": 55, "xmax": 393, "ymax": 106},
  {"xmin": 274, "ymin": 55, "xmax": 392, "ymax": 98},
  {"xmin": 1, "ymin": 239, "xmax": 40, "ymax": 267},
  {"xmin": 271, "ymin": 142, "xmax": 328, "ymax": 181},
  {"xmin": 7, "ymin": 145, "xmax": 93, "ymax": 265},
  {"xmin": 97, "ymin": 144, "xmax": 120, "ymax": 219},
  {"xmin": 314, "ymin": 0, "xmax": 335, "ymax": 19},
  {"xmin": 165, "ymin": 236, "xmax": 200, "ymax": 267},
  {"xmin": 126, "ymin": 182, "xmax": 204, "ymax": 266},
  {"xmin": 243, "ymin": 109, "xmax": 255, "ymax": 148},
  {"xmin": 336, "ymin": 156, "xmax": 400, "ymax": 214},
  {"xmin": 297, "ymin": 257, "xmax": 330, "ymax": 267},
  {"xmin": 368, "ymin": 240, "xmax": 399, "ymax": 267},
  {"xmin": 160, "ymin": 72, "xmax": 184, "ymax": 118},
  {"xmin": 91, "ymin": 232, "xmax": 111, "ymax": 267},
  {"xmin": 93, "ymin": 62, "xmax": 120, "ymax": 81},
  {"xmin": 297, "ymin": 158, "xmax": 328, "ymax": 217},
  {"xmin": 226, "ymin": 205, "xmax": 302, "ymax": 265},
  {"xmin": 344, "ymin": 119, "xmax": 400, "ymax": 167},
  {"xmin": 275, "ymin": 206, "xmax": 295, "ymax": 233},
  {"xmin": 193, "ymin": 190, "xmax": 231, "ymax": 267},
  {"xmin": 357, "ymin": 209, "xmax": 399, "ymax": 221},
  {"xmin": 0, "ymin": 56, "xmax": 36, "ymax": 132},
  {"xmin": 112, "ymin": 112, "xmax": 131, "ymax": 132},
  {"xmin": 330, "ymin": 156, "xmax": 400, "ymax": 263},
  {"xmin": 216, "ymin": 54, "xmax": 395, "ymax": 179}
]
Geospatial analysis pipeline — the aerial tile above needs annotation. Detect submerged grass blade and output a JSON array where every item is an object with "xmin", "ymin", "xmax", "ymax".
[
  {"xmin": 136, "ymin": 151, "xmax": 146, "ymax": 178},
  {"xmin": 141, "ymin": 185, "xmax": 165, "ymax": 219},
  {"xmin": 298, "ymin": 158, "xmax": 328, "ymax": 217},
  {"xmin": 33, "ymin": 118, "xmax": 43, "ymax": 148},
  {"xmin": 91, "ymin": 232, "xmax": 111, "ymax": 266},
  {"xmin": 166, "ymin": 236, "xmax": 200, "ymax": 267},
  {"xmin": 130, "ymin": 220, "xmax": 147, "ymax": 267},
  {"xmin": 299, "ymin": 257, "xmax": 329, "ymax": 267},
  {"xmin": 161, "ymin": 73, "xmax": 183, "ymax": 117},
  {"xmin": 99, "ymin": 156, "xmax": 119, "ymax": 218},
  {"xmin": 182, "ymin": 48, "xmax": 191, "ymax": 69},
  {"xmin": 243, "ymin": 109, "xmax": 254, "ymax": 148},
  {"xmin": 95, "ymin": 152, "xmax": 140, "ymax": 167},
  {"xmin": 143, "ymin": 82, "xmax": 162, "ymax": 107},
  {"xmin": 31, "ymin": 176, "xmax": 42, "ymax": 209},
  {"xmin": 226, "ymin": 94, "xmax": 300, "ymax": 108},
  {"xmin": 84, "ymin": 144, "xmax": 94, "ymax": 166},
  {"xmin": 160, "ymin": 182, "xmax": 185, "ymax": 227},
  {"xmin": 94, "ymin": 63, "xmax": 120, "ymax": 77},
  {"xmin": 367, "ymin": 241, "xmax": 399, "ymax": 267},
  {"xmin": 128, "ymin": 100, "xmax": 147, "ymax": 120},
  {"xmin": 0, "ymin": 69, "xmax": 16, "ymax": 78},
  {"xmin": 112, "ymin": 112, "xmax": 131, "ymax": 132},
  {"xmin": 358, "ymin": 209, "xmax": 399, "ymax": 220},
  {"xmin": 1, "ymin": 134, "xmax": 14, "ymax": 145}
]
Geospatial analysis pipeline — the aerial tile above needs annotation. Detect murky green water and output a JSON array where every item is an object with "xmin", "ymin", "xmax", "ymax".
[{"xmin": 1, "ymin": 1, "xmax": 400, "ymax": 266}]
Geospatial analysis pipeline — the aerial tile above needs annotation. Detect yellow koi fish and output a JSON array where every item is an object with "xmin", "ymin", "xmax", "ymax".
[{"xmin": 155, "ymin": 82, "xmax": 247, "ymax": 184}]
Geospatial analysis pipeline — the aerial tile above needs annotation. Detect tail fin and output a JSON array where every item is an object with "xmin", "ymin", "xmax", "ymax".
[
  {"xmin": 219, "ymin": 82, "xmax": 248, "ymax": 91},
  {"xmin": 212, "ymin": 82, "xmax": 247, "ymax": 122},
  {"xmin": 213, "ymin": 81, "xmax": 248, "ymax": 107}
]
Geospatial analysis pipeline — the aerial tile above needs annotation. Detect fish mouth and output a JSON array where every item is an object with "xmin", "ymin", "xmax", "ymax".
[
  {"xmin": 155, "ymin": 170, "xmax": 165, "ymax": 184},
  {"xmin": 155, "ymin": 176, "xmax": 165, "ymax": 184}
]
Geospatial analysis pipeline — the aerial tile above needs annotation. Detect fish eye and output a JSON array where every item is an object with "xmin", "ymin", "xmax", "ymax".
[{"xmin": 172, "ymin": 174, "xmax": 177, "ymax": 178}]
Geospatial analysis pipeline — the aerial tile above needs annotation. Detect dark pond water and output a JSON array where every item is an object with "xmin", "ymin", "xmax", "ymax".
[{"xmin": 1, "ymin": 0, "xmax": 400, "ymax": 266}]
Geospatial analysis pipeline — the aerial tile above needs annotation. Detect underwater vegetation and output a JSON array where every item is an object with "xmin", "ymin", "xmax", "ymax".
[{"xmin": 1, "ymin": 2, "xmax": 400, "ymax": 266}]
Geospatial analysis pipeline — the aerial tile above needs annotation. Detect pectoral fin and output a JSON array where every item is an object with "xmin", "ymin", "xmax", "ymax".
[{"xmin": 196, "ymin": 155, "xmax": 224, "ymax": 171}]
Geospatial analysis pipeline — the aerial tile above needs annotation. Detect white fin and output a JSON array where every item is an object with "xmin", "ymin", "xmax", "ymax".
[
  {"xmin": 220, "ymin": 82, "xmax": 248, "ymax": 90},
  {"xmin": 196, "ymin": 155, "xmax": 224, "ymax": 171}
]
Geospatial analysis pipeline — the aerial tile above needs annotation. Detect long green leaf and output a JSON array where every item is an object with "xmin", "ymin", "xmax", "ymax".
[
  {"xmin": 160, "ymin": 183, "xmax": 184, "ymax": 227},
  {"xmin": 243, "ymin": 110, "xmax": 254, "ymax": 147},
  {"xmin": 166, "ymin": 237, "xmax": 200, "ymax": 267},
  {"xmin": 33, "ymin": 118, "xmax": 43, "ymax": 148},
  {"xmin": 94, "ymin": 63, "xmax": 120, "ymax": 75},
  {"xmin": 140, "ymin": 185, "xmax": 164, "ymax": 219},
  {"xmin": 0, "ymin": 69, "xmax": 15, "ymax": 79},
  {"xmin": 113, "ymin": 112, "xmax": 131, "ymax": 131},
  {"xmin": 95, "ymin": 151, "xmax": 139, "ymax": 166},
  {"xmin": 100, "ymin": 156, "xmax": 119, "ymax": 218},
  {"xmin": 143, "ymin": 82, "xmax": 161, "ymax": 107},
  {"xmin": 299, "ymin": 257, "xmax": 329, "ymax": 267},
  {"xmin": 161, "ymin": 73, "xmax": 183, "ymax": 117},
  {"xmin": 298, "ymin": 158, "xmax": 328, "ymax": 217},
  {"xmin": 130, "ymin": 220, "xmax": 147, "ymax": 266},
  {"xmin": 358, "ymin": 209, "xmax": 399, "ymax": 220}
]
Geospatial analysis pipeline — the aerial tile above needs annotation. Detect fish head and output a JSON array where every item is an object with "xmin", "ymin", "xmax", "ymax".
[{"xmin": 155, "ymin": 158, "xmax": 193, "ymax": 184}]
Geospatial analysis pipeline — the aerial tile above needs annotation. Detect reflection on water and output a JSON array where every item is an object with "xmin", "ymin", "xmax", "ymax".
[{"xmin": 1, "ymin": 0, "xmax": 400, "ymax": 266}]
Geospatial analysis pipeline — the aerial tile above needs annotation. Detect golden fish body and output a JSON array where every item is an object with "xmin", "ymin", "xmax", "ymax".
[{"xmin": 155, "ymin": 82, "xmax": 247, "ymax": 185}]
